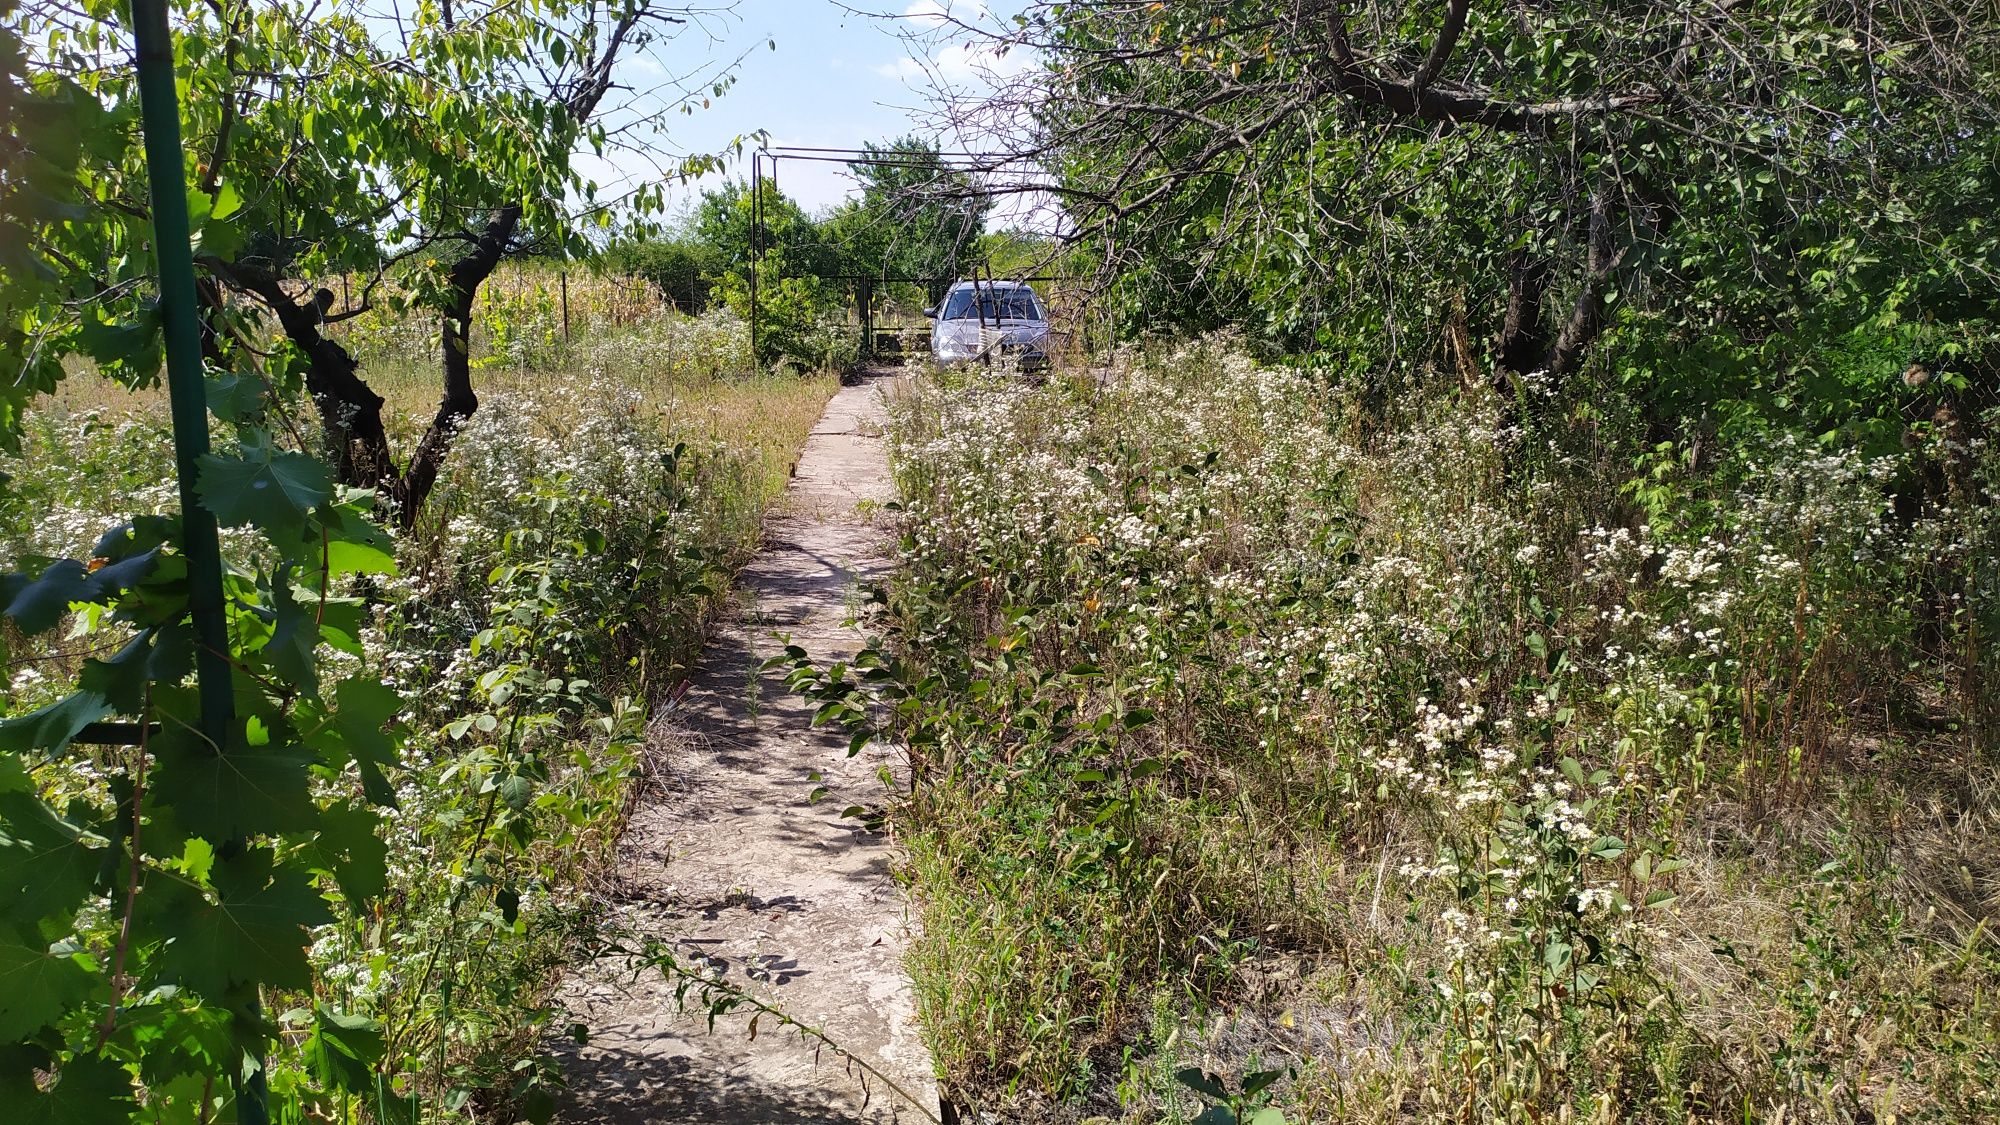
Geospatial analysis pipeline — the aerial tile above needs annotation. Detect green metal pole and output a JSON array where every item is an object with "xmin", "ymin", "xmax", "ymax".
[
  {"xmin": 130, "ymin": 0, "xmax": 234, "ymax": 751},
  {"xmin": 130, "ymin": 3, "xmax": 261, "ymax": 1123}
]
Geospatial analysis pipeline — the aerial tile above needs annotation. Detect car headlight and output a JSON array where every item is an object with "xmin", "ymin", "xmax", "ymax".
[{"xmin": 935, "ymin": 336, "xmax": 975, "ymax": 360}]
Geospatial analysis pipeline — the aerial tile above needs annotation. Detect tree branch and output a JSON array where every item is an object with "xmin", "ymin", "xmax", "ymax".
[{"xmin": 1411, "ymin": 0, "xmax": 1468, "ymax": 93}]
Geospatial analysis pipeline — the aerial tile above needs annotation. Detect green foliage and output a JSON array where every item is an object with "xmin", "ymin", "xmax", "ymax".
[
  {"xmin": 1029, "ymin": 1, "xmax": 2000, "ymax": 440},
  {"xmin": 603, "ymin": 237, "xmax": 721, "ymax": 311},
  {"xmin": 821, "ymin": 136, "xmax": 991, "ymax": 301},
  {"xmin": 1175, "ymin": 1066, "xmax": 1290, "ymax": 1125},
  {"xmin": 0, "ymin": 6, "xmax": 790, "ymax": 1116},
  {"xmin": 696, "ymin": 178, "xmax": 856, "ymax": 368},
  {"xmin": 0, "ymin": 339, "xmax": 815, "ymax": 1117},
  {"xmin": 806, "ymin": 346, "xmax": 2000, "ymax": 1121}
]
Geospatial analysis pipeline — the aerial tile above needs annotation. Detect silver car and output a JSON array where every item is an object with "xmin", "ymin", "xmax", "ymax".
[{"xmin": 925, "ymin": 280, "xmax": 1050, "ymax": 370}]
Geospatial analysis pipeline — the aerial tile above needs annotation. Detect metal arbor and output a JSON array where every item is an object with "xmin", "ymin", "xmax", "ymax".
[{"xmin": 743, "ymin": 144, "xmax": 1064, "ymax": 360}]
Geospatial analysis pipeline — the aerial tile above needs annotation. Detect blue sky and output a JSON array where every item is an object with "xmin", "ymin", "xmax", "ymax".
[{"xmin": 577, "ymin": 1, "xmax": 1032, "ymax": 219}]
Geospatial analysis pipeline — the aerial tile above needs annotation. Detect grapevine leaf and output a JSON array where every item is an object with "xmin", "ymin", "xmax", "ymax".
[
  {"xmin": 330, "ymin": 676, "xmax": 403, "ymax": 808},
  {"xmin": 0, "ymin": 561, "xmax": 89, "ymax": 634},
  {"xmin": 0, "ymin": 686, "xmax": 113, "ymax": 758},
  {"xmin": 316, "ymin": 598, "xmax": 367, "ymax": 657},
  {"xmin": 296, "ymin": 495, "xmax": 397, "ymax": 581},
  {"xmin": 195, "ymin": 445, "xmax": 332, "ymax": 542},
  {"xmin": 0, "ymin": 1043, "xmax": 49, "ymax": 1103},
  {"xmin": 0, "ymin": 755, "xmax": 102, "ymax": 943},
  {"xmin": 12, "ymin": 1052, "xmax": 136, "ymax": 1125},
  {"xmin": 118, "ymin": 1001, "xmax": 234, "ymax": 1086},
  {"xmin": 85, "ymin": 547, "xmax": 162, "ymax": 598},
  {"xmin": 155, "ymin": 851, "xmax": 331, "ymax": 998},
  {"xmin": 79, "ymin": 624, "xmax": 193, "ymax": 715},
  {"xmin": 148, "ymin": 727, "xmax": 317, "ymax": 843},
  {"xmin": 0, "ymin": 549, "xmax": 162, "ymax": 636},
  {"xmin": 91, "ymin": 517, "xmax": 173, "ymax": 562},
  {"xmin": 0, "ymin": 941, "xmax": 97, "ymax": 1040},
  {"xmin": 303, "ymin": 803, "xmax": 388, "ymax": 905},
  {"xmin": 206, "ymin": 370, "xmax": 268, "ymax": 422},
  {"xmin": 263, "ymin": 573, "xmax": 320, "ymax": 694},
  {"xmin": 77, "ymin": 304, "xmax": 163, "ymax": 383}
]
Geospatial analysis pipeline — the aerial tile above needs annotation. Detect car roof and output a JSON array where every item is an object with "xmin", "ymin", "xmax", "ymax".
[{"xmin": 947, "ymin": 279, "xmax": 1035, "ymax": 291}]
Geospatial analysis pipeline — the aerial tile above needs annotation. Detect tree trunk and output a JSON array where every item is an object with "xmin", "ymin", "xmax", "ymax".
[
  {"xmin": 1493, "ymin": 247, "xmax": 1550, "ymax": 391},
  {"xmin": 396, "ymin": 204, "xmax": 521, "ymax": 528},
  {"xmin": 204, "ymin": 259, "xmax": 398, "ymax": 490}
]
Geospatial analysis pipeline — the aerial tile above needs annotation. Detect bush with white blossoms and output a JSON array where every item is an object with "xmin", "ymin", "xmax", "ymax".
[{"xmin": 859, "ymin": 340, "xmax": 2000, "ymax": 1122}]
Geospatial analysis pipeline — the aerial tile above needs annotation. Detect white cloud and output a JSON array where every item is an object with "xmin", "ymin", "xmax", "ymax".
[
  {"xmin": 902, "ymin": 0, "xmax": 992, "ymax": 28},
  {"xmin": 874, "ymin": 39, "xmax": 1034, "ymax": 83}
]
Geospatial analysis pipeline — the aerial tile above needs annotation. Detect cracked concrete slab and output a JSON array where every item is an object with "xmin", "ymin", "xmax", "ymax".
[{"xmin": 553, "ymin": 369, "xmax": 934, "ymax": 1124}]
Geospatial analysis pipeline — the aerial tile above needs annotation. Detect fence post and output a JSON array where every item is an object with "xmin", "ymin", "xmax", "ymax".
[{"xmin": 130, "ymin": 0, "xmax": 258, "ymax": 1121}]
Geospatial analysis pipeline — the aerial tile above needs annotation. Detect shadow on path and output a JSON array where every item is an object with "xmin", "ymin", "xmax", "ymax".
[{"xmin": 553, "ymin": 369, "xmax": 935, "ymax": 1124}]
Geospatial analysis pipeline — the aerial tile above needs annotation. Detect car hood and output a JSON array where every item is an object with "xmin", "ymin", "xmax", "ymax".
[{"xmin": 936, "ymin": 319, "xmax": 1049, "ymax": 344}]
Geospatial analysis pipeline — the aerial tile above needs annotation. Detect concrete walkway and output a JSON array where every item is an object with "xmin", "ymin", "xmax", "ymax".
[{"xmin": 554, "ymin": 369, "xmax": 935, "ymax": 1123}]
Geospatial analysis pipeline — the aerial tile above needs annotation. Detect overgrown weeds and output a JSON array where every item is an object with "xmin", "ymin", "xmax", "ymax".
[
  {"xmin": 0, "ymin": 306, "xmax": 835, "ymax": 1118},
  {"xmin": 855, "ymin": 340, "xmax": 1998, "ymax": 1123}
]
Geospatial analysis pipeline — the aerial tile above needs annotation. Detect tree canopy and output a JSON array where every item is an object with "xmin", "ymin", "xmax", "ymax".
[{"xmin": 939, "ymin": 0, "xmax": 1999, "ymax": 442}]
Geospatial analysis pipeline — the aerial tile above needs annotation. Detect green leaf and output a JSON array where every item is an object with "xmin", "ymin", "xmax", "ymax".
[
  {"xmin": 0, "ymin": 690, "xmax": 110, "ymax": 756},
  {"xmin": 514, "ymin": 1078, "xmax": 556, "ymax": 1125},
  {"xmin": 196, "ymin": 445, "xmax": 332, "ymax": 542},
  {"xmin": 148, "ymin": 726, "xmax": 317, "ymax": 842},
  {"xmin": 498, "ymin": 774, "xmax": 534, "ymax": 810},
  {"xmin": 0, "ymin": 755, "xmax": 103, "ymax": 943},
  {"xmin": 331, "ymin": 677, "xmax": 403, "ymax": 808},
  {"xmin": 13, "ymin": 1053, "xmax": 136, "ymax": 1125},
  {"xmin": 303, "ymin": 1005, "xmax": 385, "ymax": 1093},
  {"xmin": 1174, "ymin": 1067, "xmax": 1231, "ymax": 1101},
  {"xmin": 302, "ymin": 803, "xmax": 387, "ymax": 905},
  {"xmin": 77, "ymin": 306, "xmax": 163, "ymax": 381},
  {"xmin": 1, "ymin": 561, "xmax": 90, "ymax": 634},
  {"xmin": 210, "ymin": 180, "xmax": 244, "ymax": 221},
  {"xmin": 1544, "ymin": 939, "xmax": 1573, "ymax": 974},
  {"xmin": 80, "ymin": 624, "xmax": 193, "ymax": 715},
  {"xmin": 1241, "ymin": 1068, "xmax": 1283, "ymax": 1097},
  {"xmin": 205, "ymin": 370, "xmax": 267, "ymax": 422},
  {"xmin": 0, "ymin": 941, "xmax": 97, "ymax": 1040},
  {"xmin": 154, "ymin": 850, "xmax": 332, "ymax": 999},
  {"xmin": 299, "ymin": 496, "xmax": 397, "ymax": 580},
  {"xmin": 262, "ymin": 572, "xmax": 320, "ymax": 694},
  {"xmin": 1558, "ymin": 756, "xmax": 1587, "ymax": 790}
]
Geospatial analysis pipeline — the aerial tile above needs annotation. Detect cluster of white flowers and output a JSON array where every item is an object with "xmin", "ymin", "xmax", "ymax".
[{"xmin": 882, "ymin": 334, "xmax": 1998, "ymax": 1079}]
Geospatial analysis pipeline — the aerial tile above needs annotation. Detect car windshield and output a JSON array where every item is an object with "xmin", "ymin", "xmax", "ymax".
[{"xmin": 941, "ymin": 288, "xmax": 1042, "ymax": 321}]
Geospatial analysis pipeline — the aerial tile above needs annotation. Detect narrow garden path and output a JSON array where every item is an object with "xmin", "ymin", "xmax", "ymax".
[{"xmin": 554, "ymin": 368, "xmax": 936, "ymax": 1123}]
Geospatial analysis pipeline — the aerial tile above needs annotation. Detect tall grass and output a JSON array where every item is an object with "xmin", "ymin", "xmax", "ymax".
[{"xmin": 869, "ymin": 340, "xmax": 1999, "ymax": 1123}]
